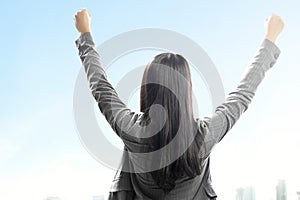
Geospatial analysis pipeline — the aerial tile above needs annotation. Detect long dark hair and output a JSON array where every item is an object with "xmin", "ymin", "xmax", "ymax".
[{"xmin": 140, "ymin": 53, "xmax": 202, "ymax": 193}]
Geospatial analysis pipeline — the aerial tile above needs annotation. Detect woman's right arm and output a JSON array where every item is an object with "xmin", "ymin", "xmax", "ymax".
[{"xmin": 198, "ymin": 14, "xmax": 284, "ymax": 157}]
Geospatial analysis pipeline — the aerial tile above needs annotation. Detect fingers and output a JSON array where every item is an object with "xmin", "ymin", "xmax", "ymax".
[
  {"xmin": 73, "ymin": 8, "xmax": 91, "ymax": 33},
  {"xmin": 265, "ymin": 13, "xmax": 283, "ymax": 21},
  {"xmin": 74, "ymin": 8, "xmax": 91, "ymax": 18},
  {"xmin": 264, "ymin": 12, "xmax": 284, "ymax": 42},
  {"xmin": 73, "ymin": 8, "xmax": 91, "ymax": 26}
]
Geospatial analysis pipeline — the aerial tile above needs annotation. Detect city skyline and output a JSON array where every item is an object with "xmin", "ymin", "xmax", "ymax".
[
  {"xmin": 236, "ymin": 186, "xmax": 256, "ymax": 200},
  {"xmin": 234, "ymin": 180, "xmax": 300, "ymax": 200},
  {"xmin": 277, "ymin": 180, "xmax": 287, "ymax": 200}
]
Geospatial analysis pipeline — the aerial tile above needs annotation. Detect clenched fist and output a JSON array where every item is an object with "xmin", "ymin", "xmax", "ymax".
[
  {"xmin": 74, "ymin": 8, "xmax": 91, "ymax": 34},
  {"xmin": 264, "ymin": 13, "xmax": 284, "ymax": 43}
]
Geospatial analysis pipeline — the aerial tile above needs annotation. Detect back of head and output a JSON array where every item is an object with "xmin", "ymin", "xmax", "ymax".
[{"xmin": 140, "ymin": 53, "xmax": 203, "ymax": 193}]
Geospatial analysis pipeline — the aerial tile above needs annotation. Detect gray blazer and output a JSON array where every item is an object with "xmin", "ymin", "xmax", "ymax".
[{"xmin": 75, "ymin": 32, "xmax": 281, "ymax": 200}]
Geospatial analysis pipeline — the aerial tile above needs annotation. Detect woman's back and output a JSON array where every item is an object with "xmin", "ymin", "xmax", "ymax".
[{"xmin": 109, "ymin": 117, "xmax": 218, "ymax": 200}]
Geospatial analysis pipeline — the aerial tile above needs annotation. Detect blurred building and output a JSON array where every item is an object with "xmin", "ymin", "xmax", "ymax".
[
  {"xmin": 236, "ymin": 188, "xmax": 244, "ymax": 200},
  {"xmin": 297, "ymin": 191, "xmax": 300, "ymax": 200},
  {"xmin": 92, "ymin": 195, "xmax": 104, "ymax": 200},
  {"xmin": 276, "ymin": 180, "xmax": 287, "ymax": 200},
  {"xmin": 45, "ymin": 197, "xmax": 61, "ymax": 200},
  {"xmin": 236, "ymin": 186, "xmax": 256, "ymax": 200}
]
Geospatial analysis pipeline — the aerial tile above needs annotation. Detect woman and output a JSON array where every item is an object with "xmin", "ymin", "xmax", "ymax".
[{"xmin": 74, "ymin": 9, "xmax": 284, "ymax": 200}]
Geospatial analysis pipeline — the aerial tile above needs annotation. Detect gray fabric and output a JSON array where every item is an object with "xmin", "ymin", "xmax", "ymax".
[{"xmin": 75, "ymin": 32, "xmax": 281, "ymax": 200}]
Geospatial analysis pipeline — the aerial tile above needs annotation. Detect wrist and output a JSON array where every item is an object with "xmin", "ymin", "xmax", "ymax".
[
  {"xmin": 264, "ymin": 34, "xmax": 277, "ymax": 43},
  {"xmin": 80, "ymin": 30, "xmax": 91, "ymax": 35}
]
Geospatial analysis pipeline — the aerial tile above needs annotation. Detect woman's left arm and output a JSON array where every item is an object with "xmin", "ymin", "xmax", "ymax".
[
  {"xmin": 74, "ymin": 14, "xmax": 142, "ymax": 139},
  {"xmin": 75, "ymin": 32, "xmax": 142, "ymax": 137}
]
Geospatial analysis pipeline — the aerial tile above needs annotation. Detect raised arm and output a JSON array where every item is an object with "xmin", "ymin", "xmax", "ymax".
[
  {"xmin": 198, "ymin": 14, "xmax": 284, "ymax": 157},
  {"xmin": 74, "ymin": 9, "xmax": 142, "ymax": 138}
]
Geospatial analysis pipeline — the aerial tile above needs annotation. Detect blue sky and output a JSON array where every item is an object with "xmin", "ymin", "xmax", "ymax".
[{"xmin": 0, "ymin": 0, "xmax": 300, "ymax": 199}]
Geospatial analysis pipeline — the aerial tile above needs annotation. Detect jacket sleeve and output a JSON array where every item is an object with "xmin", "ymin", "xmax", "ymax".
[
  {"xmin": 75, "ymin": 32, "xmax": 143, "ymax": 138},
  {"xmin": 198, "ymin": 38, "xmax": 281, "ymax": 158}
]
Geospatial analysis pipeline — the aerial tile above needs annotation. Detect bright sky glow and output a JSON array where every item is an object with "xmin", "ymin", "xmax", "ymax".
[{"xmin": 1, "ymin": 1, "xmax": 300, "ymax": 199}]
